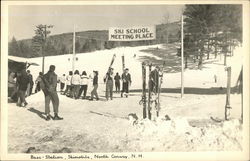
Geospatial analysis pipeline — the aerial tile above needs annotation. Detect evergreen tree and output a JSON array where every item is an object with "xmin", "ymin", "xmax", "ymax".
[{"xmin": 9, "ymin": 37, "xmax": 21, "ymax": 57}]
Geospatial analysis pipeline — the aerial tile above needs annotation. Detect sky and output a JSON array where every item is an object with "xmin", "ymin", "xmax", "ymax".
[{"xmin": 8, "ymin": 5, "xmax": 184, "ymax": 41}]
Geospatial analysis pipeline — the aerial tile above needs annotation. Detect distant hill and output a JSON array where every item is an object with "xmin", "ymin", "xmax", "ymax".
[{"xmin": 9, "ymin": 22, "xmax": 180, "ymax": 58}]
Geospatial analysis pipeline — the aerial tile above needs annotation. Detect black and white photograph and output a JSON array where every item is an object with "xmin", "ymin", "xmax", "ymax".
[{"xmin": 1, "ymin": 1, "xmax": 249, "ymax": 161}]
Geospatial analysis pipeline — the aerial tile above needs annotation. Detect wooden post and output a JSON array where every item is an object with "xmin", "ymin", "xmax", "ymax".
[
  {"xmin": 142, "ymin": 62, "xmax": 147, "ymax": 119},
  {"xmin": 148, "ymin": 64, "xmax": 152, "ymax": 120},
  {"xmin": 72, "ymin": 25, "xmax": 76, "ymax": 72},
  {"xmin": 225, "ymin": 66, "xmax": 231, "ymax": 120},
  {"xmin": 181, "ymin": 15, "xmax": 184, "ymax": 98}
]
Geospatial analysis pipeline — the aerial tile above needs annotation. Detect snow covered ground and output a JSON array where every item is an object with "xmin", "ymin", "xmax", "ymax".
[{"xmin": 8, "ymin": 43, "xmax": 243, "ymax": 153}]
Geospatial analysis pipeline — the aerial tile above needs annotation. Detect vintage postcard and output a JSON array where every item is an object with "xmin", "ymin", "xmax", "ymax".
[{"xmin": 1, "ymin": 0, "xmax": 249, "ymax": 161}]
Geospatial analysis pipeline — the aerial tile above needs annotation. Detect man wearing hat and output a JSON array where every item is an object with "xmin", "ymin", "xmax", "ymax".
[{"xmin": 121, "ymin": 68, "xmax": 132, "ymax": 98}]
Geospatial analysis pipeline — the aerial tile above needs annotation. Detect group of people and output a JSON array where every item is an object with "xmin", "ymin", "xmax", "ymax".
[
  {"xmin": 54, "ymin": 67, "xmax": 132, "ymax": 101},
  {"xmin": 8, "ymin": 69, "xmax": 34, "ymax": 107},
  {"xmin": 8, "ymin": 64, "xmax": 164, "ymax": 122}
]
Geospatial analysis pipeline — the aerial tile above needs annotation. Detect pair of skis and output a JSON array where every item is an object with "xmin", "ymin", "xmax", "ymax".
[{"xmin": 141, "ymin": 62, "xmax": 163, "ymax": 119}]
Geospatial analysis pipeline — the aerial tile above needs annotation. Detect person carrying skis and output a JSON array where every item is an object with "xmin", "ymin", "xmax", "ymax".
[
  {"xmin": 40, "ymin": 65, "xmax": 63, "ymax": 121},
  {"xmin": 121, "ymin": 68, "xmax": 131, "ymax": 98},
  {"xmin": 104, "ymin": 68, "xmax": 114, "ymax": 100},
  {"xmin": 114, "ymin": 72, "xmax": 121, "ymax": 93}
]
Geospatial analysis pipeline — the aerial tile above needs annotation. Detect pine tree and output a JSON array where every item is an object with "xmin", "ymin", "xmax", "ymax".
[{"xmin": 9, "ymin": 37, "xmax": 21, "ymax": 57}]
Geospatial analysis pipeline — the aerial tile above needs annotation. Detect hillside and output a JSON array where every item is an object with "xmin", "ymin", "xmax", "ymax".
[
  {"xmin": 8, "ymin": 43, "xmax": 243, "ymax": 153},
  {"xmin": 8, "ymin": 22, "xmax": 180, "ymax": 58}
]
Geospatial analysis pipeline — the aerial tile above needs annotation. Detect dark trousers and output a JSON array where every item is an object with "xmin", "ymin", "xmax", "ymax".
[
  {"xmin": 60, "ymin": 83, "xmax": 65, "ymax": 91},
  {"xmin": 105, "ymin": 80, "xmax": 113, "ymax": 99},
  {"xmin": 43, "ymin": 90, "xmax": 59, "ymax": 115},
  {"xmin": 63, "ymin": 85, "xmax": 72, "ymax": 96},
  {"xmin": 35, "ymin": 82, "xmax": 41, "ymax": 93},
  {"xmin": 122, "ymin": 82, "xmax": 129, "ymax": 94},
  {"xmin": 72, "ymin": 85, "xmax": 80, "ymax": 99},
  {"xmin": 78, "ymin": 85, "xmax": 88, "ymax": 98},
  {"xmin": 91, "ymin": 84, "xmax": 99, "ymax": 99},
  {"xmin": 17, "ymin": 90, "xmax": 27, "ymax": 105},
  {"xmin": 29, "ymin": 85, "xmax": 33, "ymax": 96},
  {"xmin": 115, "ymin": 81, "xmax": 120, "ymax": 92}
]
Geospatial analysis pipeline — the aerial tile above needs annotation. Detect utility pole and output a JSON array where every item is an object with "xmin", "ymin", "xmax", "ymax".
[
  {"xmin": 72, "ymin": 25, "xmax": 76, "ymax": 72},
  {"xmin": 40, "ymin": 24, "xmax": 53, "ymax": 74},
  {"xmin": 181, "ymin": 15, "xmax": 184, "ymax": 98}
]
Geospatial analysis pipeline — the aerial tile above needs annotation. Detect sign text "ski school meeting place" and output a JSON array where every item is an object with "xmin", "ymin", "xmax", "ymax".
[{"xmin": 109, "ymin": 26, "xmax": 156, "ymax": 41}]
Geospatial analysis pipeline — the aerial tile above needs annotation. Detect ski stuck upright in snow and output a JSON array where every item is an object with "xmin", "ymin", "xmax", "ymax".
[{"xmin": 139, "ymin": 62, "xmax": 164, "ymax": 120}]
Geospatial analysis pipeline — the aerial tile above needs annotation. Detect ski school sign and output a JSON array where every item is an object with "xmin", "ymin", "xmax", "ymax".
[{"xmin": 109, "ymin": 26, "xmax": 156, "ymax": 41}]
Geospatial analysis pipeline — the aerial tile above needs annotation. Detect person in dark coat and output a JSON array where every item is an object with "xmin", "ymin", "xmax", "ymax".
[
  {"xmin": 104, "ymin": 68, "xmax": 114, "ymax": 100},
  {"xmin": 89, "ymin": 71, "xmax": 99, "ymax": 101},
  {"xmin": 27, "ymin": 70, "xmax": 34, "ymax": 96},
  {"xmin": 149, "ymin": 66, "xmax": 160, "ymax": 93},
  {"xmin": 114, "ymin": 72, "xmax": 121, "ymax": 93},
  {"xmin": 16, "ymin": 69, "xmax": 30, "ymax": 107},
  {"xmin": 41, "ymin": 65, "xmax": 63, "ymax": 121},
  {"xmin": 121, "ymin": 68, "xmax": 132, "ymax": 98}
]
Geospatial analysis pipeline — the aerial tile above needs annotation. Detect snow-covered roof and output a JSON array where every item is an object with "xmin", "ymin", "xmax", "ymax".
[{"xmin": 8, "ymin": 55, "xmax": 39, "ymax": 66}]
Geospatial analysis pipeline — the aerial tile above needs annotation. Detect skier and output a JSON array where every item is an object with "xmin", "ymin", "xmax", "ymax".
[
  {"xmin": 104, "ymin": 68, "xmax": 114, "ymax": 100},
  {"xmin": 16, "ymin": 69, "xmax": 29, "ymax": 107},
  {"xmin": 89, "ymin": 71, "xmax": 99, "ymax": 101},
  {"xmin": 63, "ymin": 71, "xmax": 73, "ymax": 97},
  {"xmin": 78, "ymin": 71, "xmax": 89, "ymax": 99},
  {"xmin": 114, "ymin": 72, "xmax": 121, "ymax": 93},
  {"xmin": 40, "ymin": 65, "xmax": 63, "ymax": 121},
  {"xmin": 34, "ymin": 72, "xmax": 43, "ymax": 93},
  {"xmin": 121, "ymin": 68, "xmax": 132, "ymax": 98},
  {"xmin": 59, "ymin": 74, "xmax": 66, "ymax": 92},
  {"xmin": 71, "ymin": 70, "xmax": 81, "ymax": 99}
]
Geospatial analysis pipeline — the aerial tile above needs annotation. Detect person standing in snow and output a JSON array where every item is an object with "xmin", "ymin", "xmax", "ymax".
[
  {"xmin": 121, "ymin": 68, "xmax": 132, "ymax": 98},
  {"xmin": 40, "ymin": 65, "xmax": 63, "ymax": 121},
  {"xmin": 104, "ymin": 68, "xmax": 114, "ymax": 100},
  {"xmin": 34, "ymin": 72, "xmax": 43, "ymax": 93},
  {"xmin": 89, "ymin": 71, "xmax": 99, "ymax": 101},
  {"xmin": 149, "ymin": 66, "xmax": 160, "ymax": 93},
  {"xmin": 114, "ymin": 72, "xmax": 121, "ymax": 93},
  {"xmin": 63, "ymin": 71, "xmax": 73, "ymax": 97},
  {"xmin": 71, "ymin": 70, "xmax": 81, "ymax": 99},
  {"xmin": 26, "ymin": 70, "xmax": 34, "ymax": 96},
  {"xmin": 16, "ymin": 69, "xmax": 30, "ymax": 107},
  {"xmin": 78, "ymin": 71, "xmax": 89, "ymax": 99},
  {"xmin": 59, "ymin": 74, "xmax": 66, "ymax": 93}
]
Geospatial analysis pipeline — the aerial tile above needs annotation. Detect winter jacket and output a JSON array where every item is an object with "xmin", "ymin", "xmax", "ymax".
[
  {"xmin": 93, "ymin": 75, "xmax": 98, "ymax": 85},
  {"xmin": 59, "ymin": 75, "xmax": 66, "ymax": 84},
  {"xmin": 114, "ymin": 75, "xmax": 121, "ymax": 83},
  {"xmin": 80, "ymin": 75, "xmax": 89, "ymax": 85},
  {"xmin": 8, "ymin": 73, "xmax": 16, "ymax": 88},
  {"xmin": 43, "ymin": 71, "xmax": 58, "ymax": 92},
  {"xmin": 71, "ymin": 74, "xmax": 81, "ymax": 85},
  {"xmin": 121, "ymin": 73, "xmax": 131, "ymax": 83},
  {"xmin": 66, "ymin": 75, "xmax": 72, "ymax": 85},
  {"xmin": 28, "ymin": 74, "xmax": 34, "ymax": 86},
  {"xmin": 16, "ymin": 74, "xmax": 30, "ymax": 91}
]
